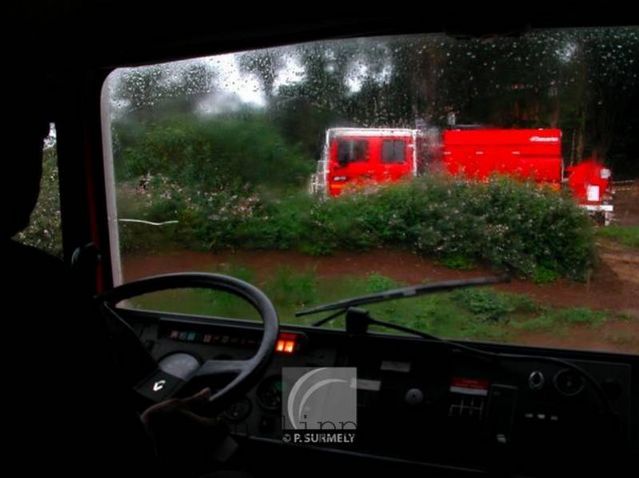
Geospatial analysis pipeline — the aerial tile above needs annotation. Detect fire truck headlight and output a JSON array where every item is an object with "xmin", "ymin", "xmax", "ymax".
[
  {"xmin": 587, "ymin": 185, "xmax": 600, "ymax": 202},
  {"xmin": 600, "ymin": 168, "xmax": 611, "ymax": 179}
]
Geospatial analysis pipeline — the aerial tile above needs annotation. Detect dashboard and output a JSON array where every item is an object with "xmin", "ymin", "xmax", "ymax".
[{"xmin": 125, "ymin": 309, "xmax": 638, "ymax": 477}]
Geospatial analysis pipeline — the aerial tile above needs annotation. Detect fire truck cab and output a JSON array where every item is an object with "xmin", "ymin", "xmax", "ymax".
[
  {"xmin": 310, "ymin": 128, "xmax": 420, "ymax": 197},
  {"xmin": 566, "ymin": 158, "xmax": 614, "ymax": 224}
]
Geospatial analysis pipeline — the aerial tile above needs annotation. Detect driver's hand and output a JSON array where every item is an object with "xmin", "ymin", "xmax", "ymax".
[
  {"xmin": 142, "ymin": 388, "xmax": 231, "ymax": 471},
  {"xmin": 141, "ymin": 387, "xmax": 220, "ymax": 429}
]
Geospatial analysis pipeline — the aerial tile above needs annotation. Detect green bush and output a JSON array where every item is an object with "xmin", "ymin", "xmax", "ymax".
[
  {"xmin": 452, "ymin": 288, "xmax": 539, "ymax": 322},
  {"xmin": 453, "ymin": 288, "xmax": 514, "ymax": 322},
  {"xmin": 278, "ymin": 176, "xmax": 595, "ymax": 280},
  {"xmin": 532, "ymin": 265, "xmax": 561, "ymax": 284},
  {"xmin": 119, "ymin": 175, "xmax": 596, "ymax": 280},
  {"xmin": 16, "ymin": 148, "xmax": 62, "ymax": 257},
  {"xmin": 113, "ymin": 115, "xmax": 313, "ymax": 190}
]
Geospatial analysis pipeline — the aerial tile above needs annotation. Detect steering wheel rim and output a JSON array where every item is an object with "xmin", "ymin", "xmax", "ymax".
[{"xmin": 97, "ymin": 273, "xmax": 279, "ymax": 410}]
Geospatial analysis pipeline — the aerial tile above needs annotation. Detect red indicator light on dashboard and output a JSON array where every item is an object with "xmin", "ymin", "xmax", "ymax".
[
  {"xmin": 450, "ymin": 377, "xmax": 490, "ymax": 396},
  {"xmin": 275, "ymin": 333, "xmax": 299, "ymax": 354}
]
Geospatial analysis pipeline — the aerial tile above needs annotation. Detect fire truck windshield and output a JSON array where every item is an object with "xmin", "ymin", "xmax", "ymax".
[{"xmin": 94, "ymin": 26, "xmax": 639, "ymax": 355}]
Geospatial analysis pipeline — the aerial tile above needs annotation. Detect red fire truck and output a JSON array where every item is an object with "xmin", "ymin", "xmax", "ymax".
[{"xmin": 310, "ymin": 127, "xmax": 614, "ymax": 224}]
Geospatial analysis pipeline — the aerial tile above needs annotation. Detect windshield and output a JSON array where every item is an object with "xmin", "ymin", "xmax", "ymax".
[{"xmin": 102, "ymin": 27, "xmax": 639, "ymax": 354}]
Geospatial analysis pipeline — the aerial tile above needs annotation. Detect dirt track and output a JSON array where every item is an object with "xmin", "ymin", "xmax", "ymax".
[
  {"xmin": 123, "ymin": 248, "xmax": 639, "ymax": 315},
  {"xmin": 122, "ymin": 246, "xmax": 639, "ymax": 354}
]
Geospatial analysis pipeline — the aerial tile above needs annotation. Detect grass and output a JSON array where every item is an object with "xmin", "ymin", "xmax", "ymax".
[
  {"xmin": 596, "ymin": 225, "xmax": 639, "ymax": 248},
  {"xmin": 439, "ymin": 255, "xmax": 477, "ymax": 270},
  {"xmin": 512, "ymin": 307, "xmax": 608, "ymax": 333},
  {"xmin": 127, "ymin": 266, "xmax": 615, "ymax": 345},
  {"xmin": 531, "ymin": 265, "xmax": 560, "ymax": 284}
]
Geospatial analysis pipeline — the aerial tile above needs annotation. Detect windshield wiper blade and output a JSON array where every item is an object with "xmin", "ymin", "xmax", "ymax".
[{"xmin": 296, "ymin": 275, "xmax": 510, "ymax": 318}]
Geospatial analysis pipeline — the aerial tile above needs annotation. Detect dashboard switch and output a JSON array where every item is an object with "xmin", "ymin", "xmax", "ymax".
[
  {"xmin": 528, "ymin": 370, "xmax": 545, "ymax": 390},
  {"xmin": 405, "ymin": 388, "xmax": 424, "ymax": 406},
  {"xmin": 553, "ymin": 368, "xmax": 585, "ymax": 397},
  {"xmin": 486, "ymin": 384, "xmax": 518, "ymax": 446}
]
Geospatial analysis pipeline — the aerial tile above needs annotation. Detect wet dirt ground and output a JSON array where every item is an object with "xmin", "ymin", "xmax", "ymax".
[
  {"xmin": 122, "ymin": 248, "xmax": 638, "ymax": 314},
  {"xmin": 122, "ymin": 246, "xmax": 639, "ymax": 354}
]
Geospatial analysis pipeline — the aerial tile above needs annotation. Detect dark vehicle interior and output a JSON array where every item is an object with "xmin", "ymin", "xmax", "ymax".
[{"xmin": 5, "ymin": 4, "xmax": 638, "ymax": 477}]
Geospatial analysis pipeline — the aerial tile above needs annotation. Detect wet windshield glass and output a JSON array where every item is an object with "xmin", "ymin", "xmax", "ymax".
[{"xmin": 103, "ymin": 27, "xmax": 639, "ymax": 354}]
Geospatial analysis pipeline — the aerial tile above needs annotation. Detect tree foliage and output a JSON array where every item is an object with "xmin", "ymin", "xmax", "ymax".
[{"xmin": 110, "ymin": 27, "xmax": 639, "ymax": 177}]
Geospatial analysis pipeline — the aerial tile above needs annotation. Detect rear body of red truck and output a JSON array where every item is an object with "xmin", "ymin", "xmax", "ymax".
[
  {"xmin": 442, "ymin": 128, "xmax": 613, "ymax": 223},
  {"xmin": 442, "ymin": 128, "xmax": 563, "ymax": 185}
]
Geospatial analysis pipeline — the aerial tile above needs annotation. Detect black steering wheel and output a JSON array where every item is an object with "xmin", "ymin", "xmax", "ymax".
[{"xmin": 97, "ymin": 273, "xmax": 279, "ymax": 411}]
